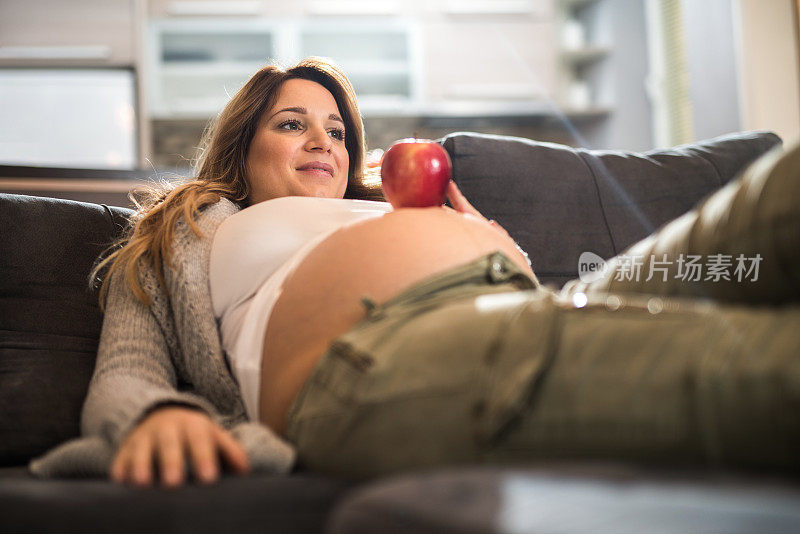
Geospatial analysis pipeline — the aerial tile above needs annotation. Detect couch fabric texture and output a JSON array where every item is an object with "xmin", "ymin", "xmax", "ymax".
[
  {"xmin": 1, "ymin": 195, "xmax": 130, "ymax": 465},
  {"xmin": 1, "ymin": 130, "xmax": 795, "ymax": 533},
  {"xmin": 443, "ymin": 130, "xmax": 781, "ymax": 287}
]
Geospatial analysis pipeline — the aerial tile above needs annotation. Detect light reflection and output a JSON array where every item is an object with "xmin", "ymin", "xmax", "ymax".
[
  {"xmin": 572, "ymin": 292, "xmax": 588, "ymax": 308},
  {"xmin": 115, "ymin": 103, "xmax": 135, "ymax": 134},
  {"xmin": 497, "ymin": 474, "xmax": 800, "ymax": 533},
  {"xmin": 474, "ymin": 291, "xmax": 530, "ymax": 314}
]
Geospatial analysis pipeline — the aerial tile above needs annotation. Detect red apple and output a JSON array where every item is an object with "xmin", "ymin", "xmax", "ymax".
[{"xmin": 380, "ymin": 138, "xmax": 452, "ymax": 208}]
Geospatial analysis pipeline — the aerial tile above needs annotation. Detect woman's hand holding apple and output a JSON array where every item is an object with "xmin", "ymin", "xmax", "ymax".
[{"xmin": 380, "ymin": 137, "xmax": 510, "ymax": 238}]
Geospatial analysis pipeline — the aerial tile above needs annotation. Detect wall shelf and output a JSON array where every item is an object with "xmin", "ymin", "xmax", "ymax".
[
  {"xmin": 560, "ymin": 47, "xmax": 610, "ymax": 66},
  {"xmin": 555, "ymin": 0, "xmax": 614, "ymax": 127},
  {"xmin": 559, "ymin": 106, "xmax": 612, "ymax": 119},
  {"xmin": 557, "ymin": 0, "xmax": 596, "ymax": 10}
]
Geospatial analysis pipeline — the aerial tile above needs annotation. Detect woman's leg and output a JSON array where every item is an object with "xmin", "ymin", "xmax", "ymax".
[
  {"xmin": 287, "ymin": 274, "xmax": 800, "ymax": 478},
  {"xmin": 562, "ymin": 142, "xmax": 800, "ymax": 305},
  {"xmin": 486, "ymin": 292, "xmax": 800, "ymax": 473}
]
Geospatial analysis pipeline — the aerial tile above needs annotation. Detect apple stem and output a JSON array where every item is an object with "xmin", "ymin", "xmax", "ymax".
[{"xmin": 414, "ymin": 131, "xmax": 418, "ymax": 140}]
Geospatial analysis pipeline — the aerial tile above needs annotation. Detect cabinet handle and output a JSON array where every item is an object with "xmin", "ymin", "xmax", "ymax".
[
  {"xmin": 306, "ymin": 0, "xmax": 401, "ymax": 15},
  {"xmin": 166, "ymin": 1, "xmax": 261, "ymax": 16},
  {"xmin": 446, "ymin": 83, "xmax": 543, "ymax": 100},
  {"xmin": 443, "ymin": 0, "xmax": 535, "ymax": 15},
  {"xmin": 0, "ymin": 46, "xmax": 112, "ymax": 60}
]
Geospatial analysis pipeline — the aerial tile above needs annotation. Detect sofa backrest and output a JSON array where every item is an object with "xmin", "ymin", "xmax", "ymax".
[
  {"xmin": 442, "ymin": 130, "xmax": 782, "ymax": 287},
  {"xmin": 0, "ymin": 130, "xmax": 781, "ymax": 465},
  {"xmin": 0, "ymin": 193, "xmax": 132, "ymax": 465}
]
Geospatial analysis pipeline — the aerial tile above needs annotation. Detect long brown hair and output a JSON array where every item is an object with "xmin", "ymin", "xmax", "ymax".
[{"xmin": 93, "ymin": 57, "xmax": 383, "ymax": 307}]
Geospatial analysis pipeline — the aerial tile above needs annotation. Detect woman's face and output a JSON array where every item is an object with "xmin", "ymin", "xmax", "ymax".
[{"xmin": 245, "ymin": 78, "xmax": 350, "ymax": 204}]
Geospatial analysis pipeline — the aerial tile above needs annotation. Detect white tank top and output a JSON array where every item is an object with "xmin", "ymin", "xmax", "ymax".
[{"xmin": 209, "ymin": 196, "xmax": 392, "ymax": 420}]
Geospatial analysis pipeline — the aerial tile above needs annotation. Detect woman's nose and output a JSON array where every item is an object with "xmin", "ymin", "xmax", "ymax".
[{"xmin": 305, "ymin": 126, "xmax": 332, "ymax": 152}]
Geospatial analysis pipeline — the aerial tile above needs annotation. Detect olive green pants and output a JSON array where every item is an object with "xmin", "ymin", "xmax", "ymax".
[{"xmin": 286, "ymin": 143, "xmax": 800, "ymax": 480}]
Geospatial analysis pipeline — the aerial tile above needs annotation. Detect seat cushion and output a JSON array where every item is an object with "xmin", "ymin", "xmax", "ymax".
[
  {"xmin": 0, "ymin": 194, "xmax": 132, "ymax": 464},
  {"xmin": 442, "ymin": 131, "xmax": 782, "ymax": 287},
  {"xmin": 328, "ymin": 464, "xmax": 800, "ymax": 534},
  {"xmin": 0, "ymin": 466, "xmax": 351, "ymax": 534}
]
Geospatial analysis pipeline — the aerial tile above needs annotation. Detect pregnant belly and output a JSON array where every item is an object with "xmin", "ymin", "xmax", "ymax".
[{"xmin": 259, "ymin": 207, "xmax": 534, "ymax": 434}]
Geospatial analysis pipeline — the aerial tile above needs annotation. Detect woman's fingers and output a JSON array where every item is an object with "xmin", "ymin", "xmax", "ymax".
[
  {"xmin": 185, "ymin": 423, "xmax": 219, "ymax": 484},
  {"xmin": 109, "ymin": 407, "xmax": 251, "ymax": 487},
  {"xmin": 156, "ymin": 423, "xmax": 185, "ymax": 488},
  {"xmin": 129, "ymin": 435, "xmax": 154, "ymax": 487},
  {"xmin": 488, "ymin": 219, "xmax": 511, "ymax": 238},
  {"xmin": 214, "ymin": 427, "xmax": 250, "ymax": 475},
  {"xmin": 110, "ymin": 445, "xmax": 130, "ymax": 484},
  {"xmin": 446, "ymin": 180, "xmax": 481, "ymax": 218},
  {"xmin": 447, "ymin": 180, "xmax": 511, "ymax": 238}
]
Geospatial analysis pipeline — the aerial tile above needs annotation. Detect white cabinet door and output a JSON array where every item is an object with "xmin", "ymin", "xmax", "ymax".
[
  {"xmin": 424, "ymin": 19, "xmax": 558, "ymax": 106},
  {"xmin": 0, "ymin": 0, "xmax": 134, "ymax": 65},
  {"xmin": 0, "ymin": 69, "xmax": 137, "ymax": 169},
  {"xmin": 147, "ymin": 19, "xmax": 281, "ymax": 117},
  {"xmin": 147, "ymin": 17, "xmax": 422, "ymax": 118},
  {"xmin": 300, "ymin": 20, "xmax": 422, "ymax": 113}
]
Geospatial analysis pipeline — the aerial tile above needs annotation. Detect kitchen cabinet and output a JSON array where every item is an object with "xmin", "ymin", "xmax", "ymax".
[
  {"xmin": 147, "ymin": 17, "xmax": 421, "ymax": 118},
  {"xmin": 0, "ymin": 69, "xmax": 137, "ymax": 169},
  {"xmin": 146, "ymin": 0, "xmax": 561, "ymax": 118},
  {"xmin": 301, "ymin": 20, "xmax": 422, "ymax": 111},
  {"xmin": 0, "ymin": 0, "xmax": 135, "ymax": 66},
  {"xmin": 148, "ymin": 19, "xmax": 280, "ymax": 117},
  {"xmin": 147, "ymin": 0, "xmax": 409, "ymax": 18},
  {"xmin": 423, "ymin": 19, "xmax": 558, "ymax": 114}
]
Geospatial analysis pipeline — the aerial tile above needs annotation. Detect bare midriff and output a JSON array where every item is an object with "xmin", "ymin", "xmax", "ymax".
[{"xmin": 259, "ymin": 207, "xmax": 535, "ymax": 435}]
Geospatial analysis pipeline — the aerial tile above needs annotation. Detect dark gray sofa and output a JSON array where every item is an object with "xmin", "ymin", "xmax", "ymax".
[{"xmin": 2, "ymin": 131, "xmax": 799, "ymax": 533}]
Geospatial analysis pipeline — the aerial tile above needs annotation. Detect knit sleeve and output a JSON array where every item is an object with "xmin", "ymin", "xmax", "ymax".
[{"xmin": 80, "ymin": 267, "xmax": 219, "ymax": 447}]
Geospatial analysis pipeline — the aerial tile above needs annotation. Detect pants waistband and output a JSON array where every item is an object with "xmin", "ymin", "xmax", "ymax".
[{"xmin": 358, "ymin": 251, "xmax": 538, "ymax": 320}]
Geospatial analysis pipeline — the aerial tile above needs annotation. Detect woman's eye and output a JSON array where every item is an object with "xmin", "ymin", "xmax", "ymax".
[
  {"xmin": 328, "ymin": 128, "xmax": 346, "ymax": 141},
  {"xmin": 278, "ymin": 119, "xmax": 302, "ymax": 131}
]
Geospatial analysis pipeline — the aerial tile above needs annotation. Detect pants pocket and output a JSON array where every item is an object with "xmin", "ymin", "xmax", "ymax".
[{"xmin": 476, "ymin": 291, "xmax": 561, "ymax": 445}]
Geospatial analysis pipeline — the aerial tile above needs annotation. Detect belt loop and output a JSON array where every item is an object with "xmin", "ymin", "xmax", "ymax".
[{"xmin": 360, "ymin": 295, "xmax": 384, "ymax": 320}]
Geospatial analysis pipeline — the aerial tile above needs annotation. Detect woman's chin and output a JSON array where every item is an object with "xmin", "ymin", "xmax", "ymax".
[{"xmin": 307, "ymin": 187, "xmax": 345, "ymax": 199}]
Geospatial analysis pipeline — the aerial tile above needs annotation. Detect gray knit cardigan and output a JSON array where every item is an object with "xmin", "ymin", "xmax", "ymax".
[{"xmin": 30, "ymin": 198, "xmax": 297, "ymax": 478}]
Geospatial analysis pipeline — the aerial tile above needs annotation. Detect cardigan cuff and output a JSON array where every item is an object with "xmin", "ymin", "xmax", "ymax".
[{"xmin": 81, "ymin": 376, "xmax": 221, "ymax": 447}]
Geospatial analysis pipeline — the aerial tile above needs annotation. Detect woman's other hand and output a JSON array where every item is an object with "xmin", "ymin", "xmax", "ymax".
[
  {"xmin": 445, "ymin": 180, "xmax": 511, "ymax": 238},
  {"xmin": 110, "ymin": 406, "xmax": 250, "ymax": 489}
]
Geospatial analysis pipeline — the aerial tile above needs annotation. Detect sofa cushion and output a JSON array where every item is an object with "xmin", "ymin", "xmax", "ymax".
[
  {"xmin": 0, "ymin": 194, "xmax": 132, "ymax": 465},
  {"xmin": 327, "ymin": 464, "xmax": 800, "ymax": 534},
  {"xmin": 0, "ymin": 466, "xmax": 350, "ymax": 534},
  {"xmin": 442, "ymin": 131, "xmax": 782, "ymax": 287}
]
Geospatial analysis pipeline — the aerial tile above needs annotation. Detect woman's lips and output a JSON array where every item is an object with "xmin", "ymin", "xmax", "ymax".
[{"xmin": 297, "ymin": 162, "xmax": 334, "ymax": 177}]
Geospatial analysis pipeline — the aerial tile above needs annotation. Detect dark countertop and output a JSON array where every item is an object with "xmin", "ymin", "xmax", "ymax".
[{"xmin": 0, "ymin": 164, "xmax": 158, "ymax": 180}]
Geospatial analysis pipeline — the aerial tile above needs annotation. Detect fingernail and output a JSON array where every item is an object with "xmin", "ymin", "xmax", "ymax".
[
  {"xmin": 133, "ymin": 473, "xmax": 151, "ymax": 488},
  {"xmin": 163, "ymin": 468, "xmax": 180, "ymax": 487},
  {"xmin": 200, "ymin": 466, "xmax": 217, "ymax": 484}
]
